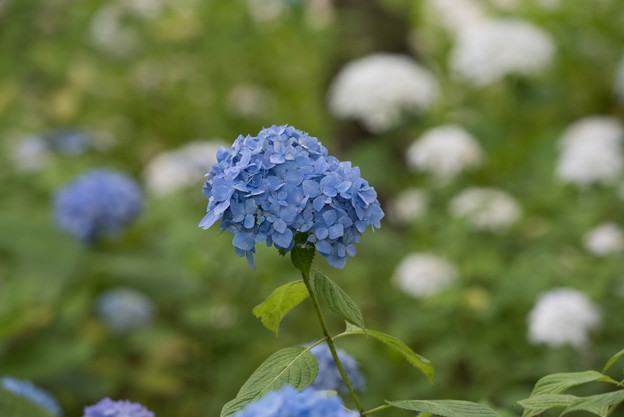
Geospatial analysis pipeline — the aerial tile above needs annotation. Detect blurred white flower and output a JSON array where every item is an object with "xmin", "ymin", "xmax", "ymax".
[
  {"xmin": 449, "ymin": 187, "xmax": 521, "ymax": 231},
  {"xmin": 555, "ymin": 116, "xmax": 623, "ymax": 186},
  {"xmin": 425, "ymin": 0, "xmax": 487, "ymax": 36},
  {"xmin": 406, "ymin": 124, "xmax": 483, "ymax": 181},
  {"xmin": 450, "ymin": 19, "xmax": 555, "ymax": 87},
  {"xmin": 583, "ymin": 223, "xmax": 624, "ymax": 256},
  {"xmin": 95, "ymin": 287, "xmax": 155, "ymax": 334},
  {"xmin": 144, "ymin": 140, "xmax": 226, "ymax": 196},
  {"xmin": 327, "ymin": 53, "xmax": 439, "ymax": 133},
  {"xmin": 386, "ymin": 188, "xmax": 428, "ymax": 225},
  {"xmin": 10, "ymin": 136, "xmax": 51, "ymax": 172},
  {"xmin": 615, "ymin": 52, "xmax": 624, "ymax": 104},
  {"xmin": 89, "ymin": 5, "xmax": 140, "ymax": 57},
  {"xmin": 246, "ymin": 0, "xmax": 286, "ymax": 23},
  {"xmin": 226, "ymin": 83, "xmax": 276, "ymax": 119},
  {"xmin": 527, "ymin": 287, "xmax": 600, "ymax": 349},
  {"xmin": 393, "ymin": 253, "xmax": 458, "ymax": 298},
  {"xmin": 125, "ymin": 0, "xmax": 168, "ymax": 18}
]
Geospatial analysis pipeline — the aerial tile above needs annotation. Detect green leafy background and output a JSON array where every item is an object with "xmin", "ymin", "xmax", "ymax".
[{"xmin": 1, "ymin": 0, "xmax": 623, "ymax": 416}]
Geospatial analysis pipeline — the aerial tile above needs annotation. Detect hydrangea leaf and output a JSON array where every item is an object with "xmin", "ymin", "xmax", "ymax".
[
  {"xmin": 343, "ymin": 323, "xmax": 433, "ymax": 383},
  {"xmin": 518, "ymin": 394, "xmax": 578, "ymax": 417},
  {"xmin": 561, "ymin": 390, "xmax": 624, "ymax": 416},
  {"xmin": 221, "ymin": 347, "xmax": 318, "ymax": 417},
  {"xmin": 252, "ymin": 281, "xmax": 309, "ymax": 335},
  {"xmin": 386, "ymin": 399, "xmax": 501, "ymax": 417},
  {"xmin": 0, "ymin": 387, "xmax": 55, "ymax": 417},
  {"xmin": 603, "ymin": 348, "xmax": 624, "ymax": 373},
  {"xmin": 290, "ymin": 236, "xmax": 315, "ymax": 275},
  {"xmin": 312, "ymin": 271, "xmax": 365, "ymax": 330},
  {"xmin": 526, "ymin": 370, "xmax": 616, "ymax": 398}
]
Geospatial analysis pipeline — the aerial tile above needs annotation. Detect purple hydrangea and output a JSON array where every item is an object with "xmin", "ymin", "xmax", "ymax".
[
  {"xmin": 233, "ymin": 385, "xmax": 358, "ymax": 417},
  {"xmin": 199, "ymin": 125, "xmax": 384, "ymax": 269},
  {"xmin": 83, "ymin": 398, "xmax": 154, "ymax": 417},
  {"xmin": 54, "ymin": 169, "xmax": 143, "ymax": 243},
  {"xmin": 309, "ymin": 344, "xmax": 365, "ymax": 394},
  {"xmin": 1, "ymin": 376, "xmax": 63, "ymax": 416}
]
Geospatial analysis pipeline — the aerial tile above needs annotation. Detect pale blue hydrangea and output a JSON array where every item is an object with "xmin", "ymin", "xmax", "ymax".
[
  {"xmin": 233, "ymin": 385, "xmax": 358, "ymax": 417},
  {"xmin": 44, "ymin": 129, "xmax": 92, "ymax": 155},
  {"xmin": 199, "ymin": 125, "xmax": 384, "ymax": 269},
  {"xmin": 54, "ymin": 169, "xmax": 143, "ymax": 243},
  {"xmin": 95, "ymin": 287, "xmax": 155, "ymax": 334},
  {"xmin": 310, "ymin": 344, "xmax": 365, "ymax": 394},
  {"xmin": 1, "ymin": 376, "xmax": 63, "ymax": 416},
  {"xmin": 83, "ymin": 398, "xmax": 154, "ymax": 417}
]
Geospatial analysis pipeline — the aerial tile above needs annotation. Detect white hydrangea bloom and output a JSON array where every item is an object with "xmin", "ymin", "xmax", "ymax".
[
  {"xmin": 615, "ymin": 52, "xmax": 624, "ymax": 104},
  {"xmin": 226, "ymin": 83, "xmax": 276, "ymax": 119},
  {"xmin": 555, "ymin": 116, "xmax": 623, "ymax": 186},
  {"xmin": 450, "ymin": 19, "xmax": 555, "ymax": 87},
  {"xmin": 386, "ymin": 189, "xmax": 428, "ymax": 225},
  {"xmin": 246, "ymin": 0, "xmax": 286, "ymax": 23},
  {"xmin": 406, "ymin": 125, "xmax": 483, "ymax": 181},
  {"xmin": 327, "ymin": 54, "xmax": 439, "ymax": 133},
  {"xmin": 10, "ymin": 136, "xmax": 51, "ymax": 172},
  {"xmin": 144, "ymin": 140, "xmax": 226, "ymax": 196},
  {"xmin": 583, "ymin": 223, "xmax": 624, "ymax": 256},
  {"xmin": 527, "ymin": 288, "xmax": 600, "ymax": 349},
  {"xmin": 95, "ymin": 287, "xmax": 155, "ymax": 334},
  {"xmin": 89, "ymin": 5, "xmax": 140, "ymax": 57},
  {"xmin": 425, "ymin": 0, "xmax": 487, "ymax": 36},
  {"xmin": 393, "ymin": 253, "xmax": 458, "ymax": 298},
  {"xmin": 449, "ymin": 187, "xmax": 521, "ymax": 231}
]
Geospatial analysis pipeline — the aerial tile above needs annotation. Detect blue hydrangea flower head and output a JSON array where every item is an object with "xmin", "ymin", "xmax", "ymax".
[
  {"xmin": 199, "ymin": 125, "xmax": 384, "ymax": 269},
  {"xmin": 83, "ymin": 398, "xmax": 154, "ymax": 417},
  {"xmin": 44, "ymin": 129, "xmax": 91, "ymax": 155},
  {"xmin": 54, "ymin": 169, "xmax": 143, "ymax": 243},
  {"xmin": 95, "ymin": 287, "xmax": 155, "ymax": 334},
  {"xmin": 309, "ymin": 344, "xmax": 365, "ymax": 394},
  {"xmin": 1, "ymin": 376, "xmax": 63, "ymax": 416},
  {"xmin": 233, "ymin": 385, "xmax": 358, "ymax": 417}
]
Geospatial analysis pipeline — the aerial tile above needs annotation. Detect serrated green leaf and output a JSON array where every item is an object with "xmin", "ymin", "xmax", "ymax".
[
  {"xmin": 603, "ymin": 348, "xmax": 624, "ymax": 374},
  {"xmin": 220, "ymin": 347, "xmax": 318, "ymax": 417},
  {"xmin": 252, "ymin": 281, "xmax": 309, "ymax": 335},
  {"xmin": 528, "ymin": 370, "xmax": 615, "ymax": 397},
  {"xmin": 387, "ymin": 399, "xmax": 501, "ymax": 417},
  {"xmin": 0, "ymin": 387, "xmax": 55, "ymax": 417},
  {"xmin": 561, "ymin": 390, "xmax": 624, "ymax": 416},
  {"xmin": 290, "ymin": 239, "xmax": 315, "ymax": 274},
  {"xmin": 343, "ymin": 323, "xmax": 433, "ymax": 383},
  {"xmin": 312, "ymin": 271, "xmax": 365, "ymax": 330},
  {"xmin": 518, "ymin": 394, "xmax": 577, "ymax": 417}
]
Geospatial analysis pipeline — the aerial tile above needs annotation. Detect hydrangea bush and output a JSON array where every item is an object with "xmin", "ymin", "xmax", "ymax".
[{"xmin": 199, "ymin": 125, "xmax": 499, "ymax": 417}]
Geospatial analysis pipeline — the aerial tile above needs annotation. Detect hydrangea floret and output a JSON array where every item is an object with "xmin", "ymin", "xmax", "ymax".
[
  {"xmin": 309, "ymin": 344, "xmax": 365, "ymax": 394},
  {"xmin": 83, "ymin": 398, "xmax": 155, "ymax": 417},
  {"xmin": 1, "ymin": 376, "xmax": 63, "ymax": 416},
  {"xmin": 232, "ymin": 385, "xmax": 358, "ymax": 417},
  {"xmin": 54, "ymin": 169, "xmax": 143, "ymax": 243},
  {"xmin": 199, "ymin": 125, "xmax": 384, "ymax": 269}
]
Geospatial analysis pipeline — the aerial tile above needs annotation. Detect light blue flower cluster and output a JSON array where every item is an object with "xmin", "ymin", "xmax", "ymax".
[
  {"xmin": 83, "ymin": 398, "xmax": 154, "ymax": 417},
  {"xmin": 54, "ymin": 169, "xmax": 143, "ymax": 243},
  {"xmin": 310, "ymin": 344, "xmax": 365, "ymax": 394},
  {"xmin": 95, "ymin": 287, "xmax": 155, "ymax": 334},
  {"xmin": 1, "ymin": 376, "xmax": 63, "ymax": 416},
  {"xmin": 233, "ymin": 385, "xmax": 358, "ymax": 417},
  {"xmin": 199, "ymin": 125, "xmax": 384, "ymax": 269}
]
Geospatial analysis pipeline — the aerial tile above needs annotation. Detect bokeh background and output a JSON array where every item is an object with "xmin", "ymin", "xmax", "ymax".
[{"xmin": 1, "ymin": 0, "xmax": 624, "ymax": 416}]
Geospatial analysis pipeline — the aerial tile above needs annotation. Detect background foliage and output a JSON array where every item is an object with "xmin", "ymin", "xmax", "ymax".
[{"xmin": 1, "ymin": 0, "xmax": 623, "ymax": 416}]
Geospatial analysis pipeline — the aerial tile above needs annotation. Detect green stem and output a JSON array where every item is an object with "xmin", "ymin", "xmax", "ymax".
[
  {"xmin": 361, "ymin": 404, "xmax": 391, "ymax": 415},
  {"xmin": 300, "ymin": 270, "xmax": 365, "ymax": 415}
]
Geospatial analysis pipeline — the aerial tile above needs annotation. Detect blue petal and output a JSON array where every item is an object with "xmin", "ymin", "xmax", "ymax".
[{"xmin": 233, "ymin": 230, "xmax": 255, "ymax": 251}]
